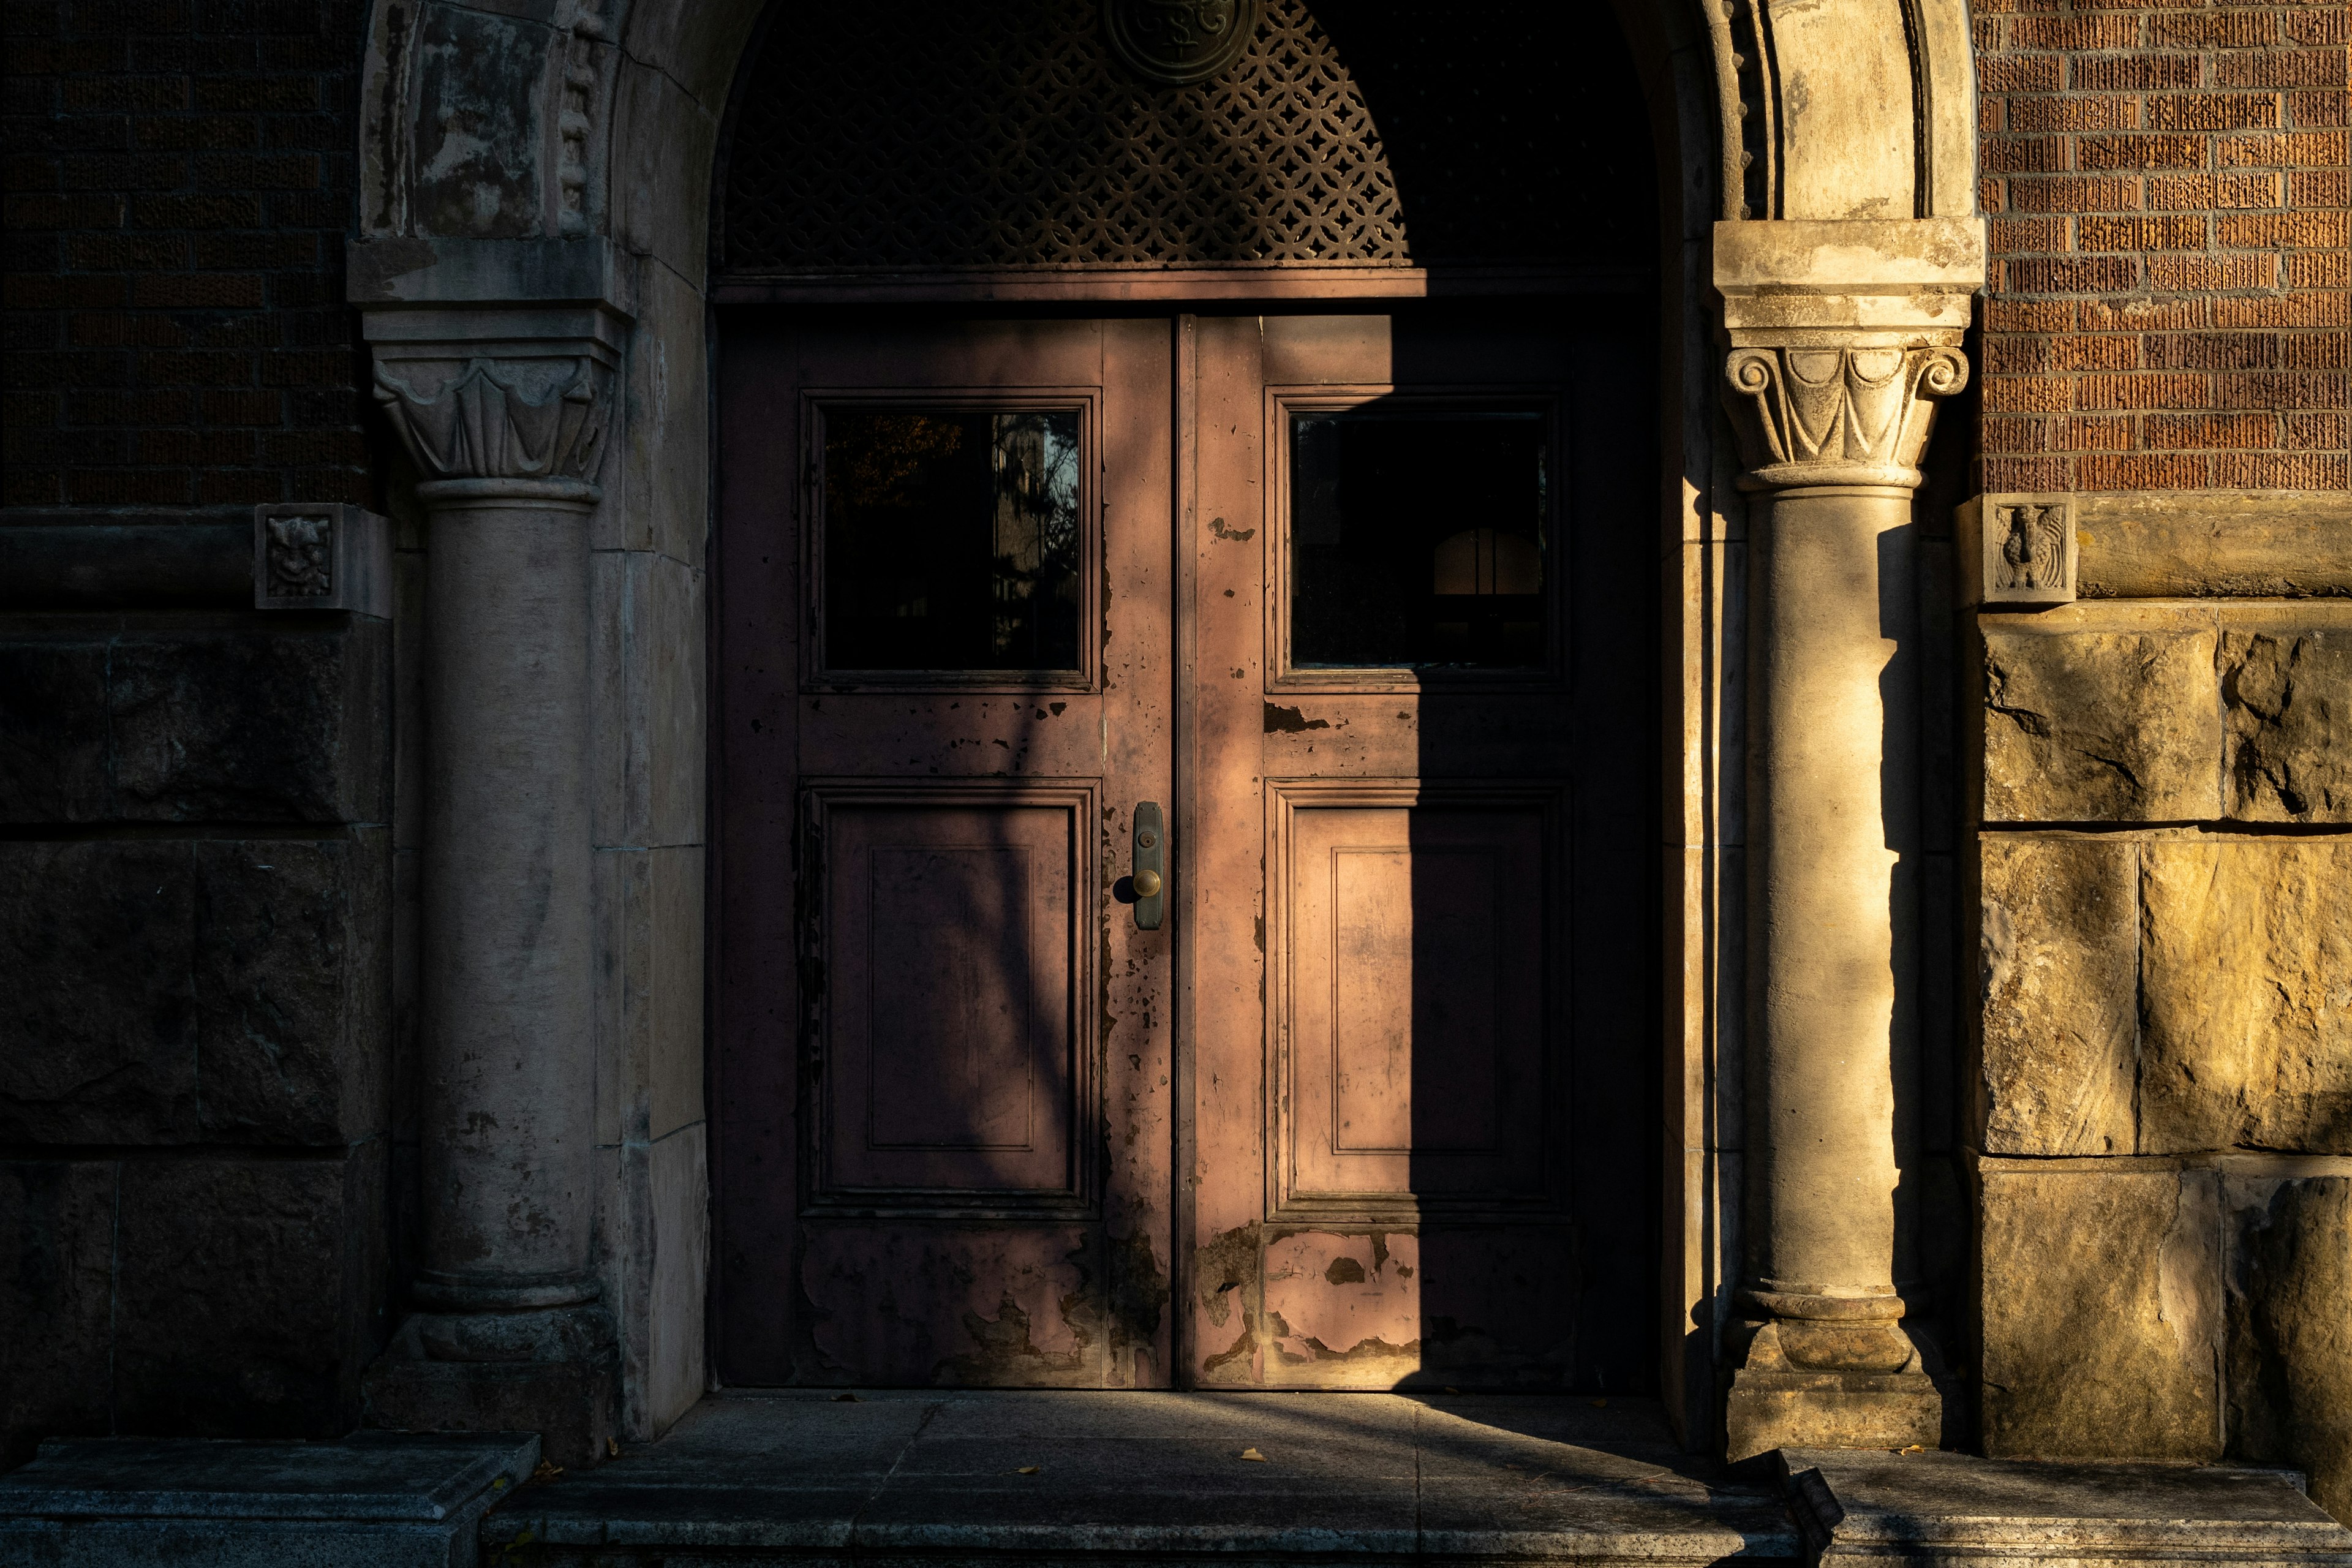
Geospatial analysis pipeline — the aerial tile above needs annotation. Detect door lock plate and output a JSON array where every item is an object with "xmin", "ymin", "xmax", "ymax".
[{"xmin": 1132, "ymin": 802, "xmax": 1166, "ymax": 930}]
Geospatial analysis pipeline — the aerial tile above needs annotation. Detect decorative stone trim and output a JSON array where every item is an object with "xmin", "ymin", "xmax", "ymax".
[
  {"xmin": 252, "ymin": 503, "xmax": 393, "ymax": 617},
  {"xmin": 1724, "ymin": 340, "xmax": 1970, "ymax": 491},
  {"xmin": 1958, "ymin": 492, "xmax": 2078, "ymax": 609},
  {"xmin": 374, "ymin": 356, "xmax": 612, "ymax": 488}
]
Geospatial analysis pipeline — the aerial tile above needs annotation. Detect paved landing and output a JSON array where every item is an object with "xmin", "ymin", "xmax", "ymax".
[{"xmin": 484, "ymin": 1390, "xmax": 1799, "ymax": 1564}]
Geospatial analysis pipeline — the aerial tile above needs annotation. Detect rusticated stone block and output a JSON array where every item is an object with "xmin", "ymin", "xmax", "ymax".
[
  {"xmin": 2223, "ymin": 619, "xmax": 2352, "ymax": 823},
  {"xmin": 1977, "ymin": 835, "xmax": 2136, "ymax": 1155},
  {"xmin": 111, "ymin": 1150, "xmax": 386, "ymax": 1440},
  {"xmin": 2141, "ymin": 839, "xmax": 2352, "ymax": 1155},
  {"xmin": 1981, "ymin": 612, "xmax": 2222, "ymax": 823},
  {"xmin": 2226, "ymin": 1175, "xmax": 2352, "ymax": 1526},
  {"xmin": 0, "ymin": 1163, "xmax": 116, "ymax": 1468},
  {"xmin": 0, "ymin": 842, "xmax": 201, "ymax": 1144},
  {"xmin": 0, "ymin": 619, "xmax": 389, "ymax": 826},
  {"xmin": 0, "ymin": 642, "xmax": 110, "ymax": 822},
  {"xmin": 0, "ymin": 835, "xmax": 390, "ymax": 1147},
  {"xmin": 1980, "ymin": 1167, "xmax": 2222, "ymax": 1460}
]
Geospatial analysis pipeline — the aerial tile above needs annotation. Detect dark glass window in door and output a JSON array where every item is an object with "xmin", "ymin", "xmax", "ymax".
[
  {"xmin": 823, "ymin": 407, "xmax": 1083, "ymax": 672},
  {"xmin": 1290, "ymin": 408, "xmax": 1550, "ymax": 668}
]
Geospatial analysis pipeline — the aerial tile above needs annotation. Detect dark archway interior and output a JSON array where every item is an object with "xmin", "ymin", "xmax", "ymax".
[{"xmin": 717, "ymin": 0, "xmax": 1656, "ymax": 276}]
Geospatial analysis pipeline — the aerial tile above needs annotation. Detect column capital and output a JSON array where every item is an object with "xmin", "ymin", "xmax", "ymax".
[
  {"xmin": 1712, "ymin": 217, "xmax": 1985, "ymax": 492},
  {"xmin": 1721, "ymin": 336, "xmax": 1970, "ymax": 491},
  {"xmin": 352, "ymin": 236, "xmax": 631, "ymax": 493}
]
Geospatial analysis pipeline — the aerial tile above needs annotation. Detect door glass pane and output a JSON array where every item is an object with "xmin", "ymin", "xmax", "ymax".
[
  {"xmin": 1290, "ymin": 409, "xmax": 1548, "ymax": 668},
  {"xmin": 823, "ymin": 407, "xmax": 1082, "ymax": 672}
]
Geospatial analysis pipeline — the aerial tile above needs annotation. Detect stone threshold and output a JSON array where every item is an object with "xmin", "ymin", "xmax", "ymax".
[
  {"xmin": 483, "ymin": 1390, "xmax": 1795, "ymax": 1564},
  {"xmin": 0, "ymin": 1430, "xmax": 540, "ymax": 1567}
]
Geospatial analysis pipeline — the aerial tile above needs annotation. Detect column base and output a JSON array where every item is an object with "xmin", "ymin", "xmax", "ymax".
[
  {"xmin": 1723, "ymin": 1318, "xmax": 1956, "ymax": 1463},
  {"xmin": 364, "ymin": 1356, "xmax": 616, "ymax": 1471},
  {"xmin": 1726, "ymin": 1367, "xmax": 1945, "ymax": 1463},
  {"xmin": 363, "ymin": 1298, "xmax": 619, "ymax": 1469}
]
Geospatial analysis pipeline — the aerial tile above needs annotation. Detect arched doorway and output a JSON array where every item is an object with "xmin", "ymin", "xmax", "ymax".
[{"xmin": 707, "ymin": 0, "xmax": 1665, "ymax": 1393}]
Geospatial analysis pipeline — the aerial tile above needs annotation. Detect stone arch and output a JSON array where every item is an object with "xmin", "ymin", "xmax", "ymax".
[{"xmin": 347, "ymin": 0, "xmax": 1985, "ymax": 1453}]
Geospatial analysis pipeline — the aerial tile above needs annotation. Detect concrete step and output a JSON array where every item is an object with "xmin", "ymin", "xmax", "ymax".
[
  {"xmin": 480, "ymin": 1390, "xmax": 1798, "ymax": 1564},
  {"xmin": 0, "ymin": 1430, "xmax": 539, "ymax": 1567},
  {"xmin": 1784, "ymin": 1447, "xmax": 2352, "ymax": 1567}
]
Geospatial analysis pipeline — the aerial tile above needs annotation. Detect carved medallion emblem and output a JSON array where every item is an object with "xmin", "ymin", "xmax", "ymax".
[
  {"xmin": 1104, "ymin": 0, "xmax": 1260, "ymax": 86},
  {"xmin": 265, "ymin": 515, "xmax": 334, "ymax": 597}
]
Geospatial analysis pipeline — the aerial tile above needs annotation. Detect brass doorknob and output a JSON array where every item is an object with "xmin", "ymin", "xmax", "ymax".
[{"xmin": 1132, "ymin": 869, "xmax": 1163, "ymax": 899}]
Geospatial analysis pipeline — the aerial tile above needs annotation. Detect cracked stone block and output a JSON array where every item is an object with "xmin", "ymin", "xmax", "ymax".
[
  {"xmin": 0, "ymin": 1162, "xmax": 115, "ymax": 1468},
  {"xmin": 0, "ymin": 836, "xmax": 390, "ymax": 1147},
  {"xmin": 2223, "ymin": 622, "xmax": 2352, "ymax": 823},
  {"xmin": 1980, "ymin": 619, "xmax": 2220, "ymax": 823},
  {"xmin": 2226, "ymin": 1175, "xmax": 2352, "ymax": 1526},
  {"xmin": 111, "ymin": 1150, "xmax": 386, "ymax": 1439},
  {"xmin": 1977, "ymin": 835, "xmax": 2136, "ymax": 1156},
  {"xmin": 0, "ymin": 622, "xmax": 388, "ymax": 827},
  {"xmin": 2141, "ymin": 839, "xmax": 2352, "ymax": 1156},
  {"xmin": 1980, "ymin": 1167, "xmax": 2222, "ymax": 1461}
]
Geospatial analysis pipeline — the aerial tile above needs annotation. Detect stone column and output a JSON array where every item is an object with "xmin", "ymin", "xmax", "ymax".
[
  {"xmin": 1711, "ymin": 219, "xmax": 1981, "ymax": 1461},
  {"xmin": 353, "ymin": 254, "xmax": 630, "ymax": 1467}
]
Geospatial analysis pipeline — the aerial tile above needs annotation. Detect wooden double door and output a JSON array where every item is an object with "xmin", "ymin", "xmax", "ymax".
[{"xmin": 715, "ymin": 305, "xmax": 1657, "ymax": 1392}]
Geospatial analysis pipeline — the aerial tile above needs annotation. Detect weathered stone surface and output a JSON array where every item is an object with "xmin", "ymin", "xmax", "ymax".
[
  {"xmin": 0, "ymin": 620, "xmax": 390, "ymax": 825},
  {"xmin": 1782, "ymin": 1446, "xmax": 2352, "ymax": 1563},
  {"xmin": 0, "ymin": 640, "xmax": 110, "ymax": 821},
  {"xmin": 1977, "ymin": 835, "xmax": 2136, "ymax": 1156},
  {"xmin": 2227, "ymin": 1175, "xmax": 2352, "ymax": 1525},
  {"xmin": 193, "ymin": 835, "xmax": 391, "ymax": 1145},
  {"xmin": 2076, "ymin": 490, "xmax": 2352, "ymax": 601},
  {"xmin": 111, "ymin": 1152, "xmax": 386, "ymax": 1439},
  {"xmin": 2141, "ymin": 840, "xmax": 2352, "ymax": 1156},
  {"xmin": 1980, "ymin": 1167, "xmax": 2222, "ymax": 1460},
  {"xmin": 0, "ymin": 841, "xmax": 201, "ymax": 1143},
  {"xmin": 0, "ymin": 1432, "xmax": 539, "ymax": 1568},
  {"xmin": 0, "ymin": 1163, "xmax": 116, "ymax": 1468},
  {"xmin": 1981, "ymin": 612, "xmax": 2221, "ymax": 823},
  {"xmin": 366, "ymin": 1359, "xmax": 618, "ymax": 1472},
  {"xmin": 2223, "ymin": 619, "xmax": 2352, "ymax": 823},
  {"xmin": 0, "ymin": 836, "xmax": 391, "ymax": 1147}
]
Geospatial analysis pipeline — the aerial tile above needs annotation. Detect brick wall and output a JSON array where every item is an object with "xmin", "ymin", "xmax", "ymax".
[
  {"xmin": 1975, "ymin": 0, "xmax": 2351, "ymax": 492},
  {"xmin": 2, "ymin": 0, "xmax": 371, "ymax": 516}
]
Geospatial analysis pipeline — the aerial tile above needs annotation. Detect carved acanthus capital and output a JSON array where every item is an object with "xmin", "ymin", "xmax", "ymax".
[
  {"xmin": 374, "ymin": 353, "xmax": 612, "ymax": 494},
  {"xmin": 1721, "ymin": 336, "xmax": 1969, "ymax": 491}
]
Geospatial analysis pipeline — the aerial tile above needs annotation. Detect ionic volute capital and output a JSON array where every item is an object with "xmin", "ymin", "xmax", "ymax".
[
  {"xmin": 1721, "ymin": 336, "xmax": 1969, "ymax": 492},
  {"xmin": 374, "ymin": 353, "xmax": 614, "ymax": 496}
]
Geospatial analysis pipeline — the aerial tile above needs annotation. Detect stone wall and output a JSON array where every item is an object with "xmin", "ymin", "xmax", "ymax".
[
  {"xmin": 1973, "ymin": 0, "xmax": 2350, "ymax": 494},
  {"xmin": 1966, "ymin": 497, "xmax": 2352, "ymax": 1518},
  {"xmin": 0, "ymin": 0, "xmax": 391, "ymax": 1469},
  {"xmin": 0, "ymin": 609, "xmax": 394, "ymax": 1466}
]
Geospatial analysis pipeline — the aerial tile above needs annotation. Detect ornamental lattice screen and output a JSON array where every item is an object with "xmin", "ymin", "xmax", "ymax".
[{"xmin": 716, "ymin": 0, "xmax": 1653, "ymax": 275}]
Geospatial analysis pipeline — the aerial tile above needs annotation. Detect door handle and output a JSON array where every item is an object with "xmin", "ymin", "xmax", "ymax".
[{"xmin": 1132, "ymin": 802, "xmax": 1166, "ymax": 931}]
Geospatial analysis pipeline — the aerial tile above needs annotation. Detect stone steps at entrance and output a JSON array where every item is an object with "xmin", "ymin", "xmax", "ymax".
[
  {"xmin": 5, "ymin": 1393, "xmax": 2345, "ymax": 1565},
  {"xmin": 481, "ymin": 1390, "xmax": 1795, "ymax": 1564}
]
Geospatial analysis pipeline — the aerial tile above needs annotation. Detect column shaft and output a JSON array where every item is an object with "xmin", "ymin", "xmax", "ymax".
[{"xmin": 418, "ymin": 484, "xmax": 597, "ymax": 1305}]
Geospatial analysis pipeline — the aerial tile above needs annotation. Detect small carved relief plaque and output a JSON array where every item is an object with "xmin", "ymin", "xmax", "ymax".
[
  {"xmin": 254, "ymin": 502, "xmax": 393, "ymax": 616},
  {"xmin": 1958, "ymin": 492, "xmax": 2077, "ymax": 608},
  {"xmin": 1103, "ymin": 0, "xmax": 1260, "ymax": 86},
  {"xmin": 266, "ymin": 515, "xmax": 334, "ymax": 597}
]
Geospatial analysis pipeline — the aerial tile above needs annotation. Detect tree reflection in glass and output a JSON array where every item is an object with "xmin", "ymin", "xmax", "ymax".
[
  {"xmin": 1291, "ymin": 409, "xmax": 1548, "ymax": 669},
  {"xmin": 823, "ymin": 407, "xmax": 1082, "ymax": 672}
]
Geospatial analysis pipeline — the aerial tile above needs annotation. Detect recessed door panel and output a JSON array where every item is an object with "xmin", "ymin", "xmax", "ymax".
[
  {"xmin": 820, "ymin": 796, "xmax": 1082, "ymax": 1198},
  {"xmin": 1278, "ymin": 794, "xmax": 1554, "ymax": 1212}
]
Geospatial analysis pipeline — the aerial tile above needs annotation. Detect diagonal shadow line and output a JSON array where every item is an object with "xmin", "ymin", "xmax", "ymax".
[{"xmin": 852, "ymin": 1395, "xmax": 947, "ymax": 1540}]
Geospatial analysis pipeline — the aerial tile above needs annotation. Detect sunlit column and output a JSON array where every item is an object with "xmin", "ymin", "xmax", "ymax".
[{"xmin": 1711, "ymin": 219, "xmax": 1981, "ymax": 1460}]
